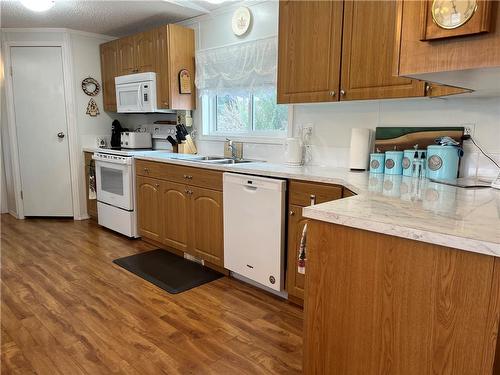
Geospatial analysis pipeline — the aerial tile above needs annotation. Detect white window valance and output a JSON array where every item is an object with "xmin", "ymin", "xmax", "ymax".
[{"xmin": 195, "ymin": 36, "xmax": 277, "ymax": 96}]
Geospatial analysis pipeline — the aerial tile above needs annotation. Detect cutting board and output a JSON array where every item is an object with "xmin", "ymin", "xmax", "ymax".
[{"xmin": 374, "ymin": 127, "xmax": 465, "ymax": 152}]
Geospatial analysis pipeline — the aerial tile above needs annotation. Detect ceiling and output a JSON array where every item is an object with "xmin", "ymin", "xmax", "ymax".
[{"xmin": 0, "ymin": 0, "xmax": 225, "ymax": 37}]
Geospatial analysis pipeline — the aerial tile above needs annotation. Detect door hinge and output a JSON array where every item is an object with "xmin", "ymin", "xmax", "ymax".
[
  {"xmin": 9, "ymin": 66, "xmax": 13, "ymax": 76},
  {"xmin": 20, "ymin": 190, "xmax": 23, "ymax": 200}
]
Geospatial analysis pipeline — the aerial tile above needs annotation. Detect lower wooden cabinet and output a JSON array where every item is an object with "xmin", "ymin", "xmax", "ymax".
[
  {"xmin": 84, "ymin": 152, "xmax": 98, "ymax": 219},
  {"xmin": 304, "ymin": 221, "xmax": 500, "ymax": 374},
  {"xmin": 136, "ymin": 176, "xmax": 161, "ymax": 242},
  {"xmin": 286, "ymin": 205, "xmax": 308, "ymax": 301},
  {"xmin": 160, "ymin": 181, "xmax": 190, "ymax": 253},
  {"xmin": 136, "ymin": 162, "xmax": 224, "ymax": 267},
  {"xmin": 286, "ymin": 180, "xmax": 343, "ymax": 305},
  {"xmin": 190, "ymin": 186, "xmax": 224, "ymax": 266}
]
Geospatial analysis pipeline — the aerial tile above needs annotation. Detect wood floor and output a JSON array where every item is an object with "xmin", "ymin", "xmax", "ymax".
[{"xmin": 0, "ymin": 214, "xmax": 303, "ymax": 375}]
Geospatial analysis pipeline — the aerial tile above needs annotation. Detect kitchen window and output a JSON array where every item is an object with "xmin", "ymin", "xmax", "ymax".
[
  {"xmin": 196, "ymin": 37, "xmax": 288, "ymax": 141},
  {"xmin": 202, "ymin": 87, "xmax": 288, "ymax": 139}
]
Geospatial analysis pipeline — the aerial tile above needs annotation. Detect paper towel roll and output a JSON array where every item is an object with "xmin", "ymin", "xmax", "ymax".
[{"xmin": 349, "ymin": 128, "xmax": 372, "ymax": 171}]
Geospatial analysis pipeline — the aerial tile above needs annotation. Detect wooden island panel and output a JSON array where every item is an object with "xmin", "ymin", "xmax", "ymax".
[{"xmin": 303, "ymin": 221, "xmax": 500, "ymax": 374}]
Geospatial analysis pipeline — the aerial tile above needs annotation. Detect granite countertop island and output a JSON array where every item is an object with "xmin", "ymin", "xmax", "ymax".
[{"xmin": 85, "ymin": 148, "xmax": 500, "ymax": 257}]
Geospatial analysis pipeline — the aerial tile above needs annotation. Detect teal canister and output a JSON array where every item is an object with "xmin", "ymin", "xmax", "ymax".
[
  {"xmin": 369, "ymin": 153, "xmax": 385, "ymax": 174},
  {"xmin": 384, "ymin": 151, "xmax": 404, "ymax": 175},
  {"xmin": 402, "ymin": 149, "xmax": 427, "ymax": 177},
  {"xmin": 426, "ymin": 145, "xmax": 460, "ymax": 180}
]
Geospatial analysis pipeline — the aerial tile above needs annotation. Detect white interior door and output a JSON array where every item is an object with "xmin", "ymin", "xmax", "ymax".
[{"xmin": 10, "ymin": 46, "xmax": 73, "ymax": 216}]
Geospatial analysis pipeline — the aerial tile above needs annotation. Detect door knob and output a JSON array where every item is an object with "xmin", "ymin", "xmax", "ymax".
[
  {"xmin": 57, "ymin": 132, "xmax": 65, "ymax": 139},
  {"xmin": 329, "ymin": 91, "xmax": 336, "ymax": 97},
  {"xmin": 340, "ymin": 90, "xmax": 346, "ymax": 96}
]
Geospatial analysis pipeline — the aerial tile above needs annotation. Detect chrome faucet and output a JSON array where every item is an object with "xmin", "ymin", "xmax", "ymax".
[{"xmin": 226, "ymin": 138, "xmax": 238, "ymax": 159}]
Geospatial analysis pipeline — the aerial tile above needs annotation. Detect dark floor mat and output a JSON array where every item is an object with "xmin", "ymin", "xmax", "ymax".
[{"xmin": 113, "ymin": 249, "xmax": 223, "ymax": 294}]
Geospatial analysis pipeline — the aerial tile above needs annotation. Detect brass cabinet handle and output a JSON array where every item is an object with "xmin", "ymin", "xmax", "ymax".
[
  {"xmin": 184, "ymin": 174, "xmax": 193, "ymax": 179},
  {"xmin": 144, "ymin": 168, "xmax": 149, "ymax": 173},
  {"xmin": 329, "ymin": 91, "xmax": 336, "ymax": 97},
  {"xmin": 154, "ymin": 183, "xmax": 159, "ymax": 188},
  {"xmin": 310, "ymin": 194, "xmax": 316, "ymax": 205},
  {"xmin": 289, "ymin": 210, "xmax": 295, "ymax": 216},
  {"xmin": 340, "ymin": 89, "xmax": 346, "ymax": 96}
]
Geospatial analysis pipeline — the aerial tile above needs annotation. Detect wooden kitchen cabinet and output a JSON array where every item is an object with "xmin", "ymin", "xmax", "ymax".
[
  {"xmin": 277, "ymin": 0, "xmax": 465, "ymax": 103},
  {"xmin": 304, "ymin": 221, "xmax": 500, "ymax": 374},
  {"xmin": 135, "ymin": 160, "xmax": 224, "ymax": 268},
  {"xmin": 100, "ymin": 24, "xmax": 195, "ymax": 111},
  {"xmin": 286, "ymin": 205, "xmax": 308, "ymax": 302},
  {"xmin": 395, "ymin": 0, "xmax": 500, "ymax": 79},
  {"xmin": 277, "ymin": 0, "xmax": 343, "ymax": 104},
  {"xmin": 160, "ymin": 181, "xmax": 190, "ymax": 254},
  {"xmin": 340, "ymin": 0, "xmax": 425, "ymax": 100},
  {"xmin": 155, "ymin": 24, "xmax": 195, "ymax": 110},
  {"xmin": 117, "ymin": 35, "xmax": 136, "ymax": 75},
  {"xmin": 286, "ymin": 180, "xmax": 343, "ymax": 305},
  {"xmin": 100, "ymin": 40, "xmax": 119, "ymax": 111},
  {"xmin": 136, "ymin": 176, "xmax": 162, "ymax": 242},
  {"xmin": 84, "ymin": 152, "xmax": 98, "ymax": 219},
  {"xmin": 190, "ymin": 186, "xmax": 224, "ymax": 266},
  {"xmin": 134, "ymin": 30, "xmax": 156, "ymax": 73}
]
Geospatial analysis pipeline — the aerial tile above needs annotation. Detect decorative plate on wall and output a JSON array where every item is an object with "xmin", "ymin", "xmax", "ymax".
[{"xmin": 232, "ymin": 7, "xmax": 252, "ymax": 36}]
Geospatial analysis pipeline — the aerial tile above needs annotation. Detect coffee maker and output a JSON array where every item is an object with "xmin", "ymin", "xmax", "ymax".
[{"xmin": 110, "ymin": 120, "xmax": 125, "ymax": 149}]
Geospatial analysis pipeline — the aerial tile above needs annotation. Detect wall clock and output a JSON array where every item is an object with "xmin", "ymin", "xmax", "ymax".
[
  {"xmin": 421, "ymin": 0, "xmax": 493, "ymax": 40},
  {"xmin": 232, "ymin": 7, "xmax": 252, "ymax": 36},
  {"xmin": 431, "ymin": 0, "xmax": 477, "ymax": 29}
]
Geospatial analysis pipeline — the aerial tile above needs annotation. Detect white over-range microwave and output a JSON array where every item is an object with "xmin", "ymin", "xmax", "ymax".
[{"xmin": 115, "ymin": 72, "xmax": 170, "ymax": 113}]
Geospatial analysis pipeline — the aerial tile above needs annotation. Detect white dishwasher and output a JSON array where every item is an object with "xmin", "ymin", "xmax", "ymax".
[{"xmin": 223, "ymin": 173, "xmax": 286, "ymax": 292}]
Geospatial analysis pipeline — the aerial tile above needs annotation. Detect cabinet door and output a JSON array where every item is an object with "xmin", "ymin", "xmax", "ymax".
[
  {"xmin": 160, "ymin": 181, "xmax": 190, "ymax": 253},
  {"xmin": 286, "ymin": 205, "xmax": 309, "ymax": 302},
  {"xmin": 155, "ymin": 25, "xmax": 170, "ymax": 109},
  {"xmin": 189, "ymin": 186, "xmax": 223, "ymax": 266},
  {"xmin": 135, "ymin": 30, "xmax": 156, "ymax": 73},
  {"xmin": 118, "ymin": 36, "xmax": 136, "ymax": 75},
  {"xmin": 277, "ymin": 0, "xmax": 343, "ymax": 104},
  {"xmin": 340, "ymin": 0, "xmax": 425, "ymax": 100},
  {"xmin": 136, "ymin": 176, "xmax": 161, "ymax": 241},
  {"xmin": 99, "ymin": 40, "xmax": 118, "ymax": 112}
]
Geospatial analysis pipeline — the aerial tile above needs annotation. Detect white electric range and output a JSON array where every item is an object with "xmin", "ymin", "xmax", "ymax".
[{"xmin": 92, "ymin": 148, "xmax": 167, "ymax": 237}]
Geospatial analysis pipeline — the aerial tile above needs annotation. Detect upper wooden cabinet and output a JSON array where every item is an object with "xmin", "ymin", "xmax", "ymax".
[
  {"xmin": 134, "ymin": 30, "xmax": 156, "ymax": 73},
  {"xmin": 394, "ymin": 0, "xmax": 500, "ymax": 91},
  {"xmin": 278, "ymin": 1, "xmax": 434, "ymax": 103},
  {"xmin": 277, "ymin": 0, "xmax": 343, "ymax": 103},
  {"xmin": 100, "ymin": 40, "xmax": 118, "ymax": 112},
  {"xmin": 100, "ymin": 24, "xmax": 195, "ymax": 112},
  {"xmin": 156, "ymin": 24, "xmax": 196, "ymax": 111},
  {"xmin": 117, "ymin": 35, "xmax": 137, "ymax": 75},
  {"xmin": 340, "ymin": 0, "xmax": 425, "ymax": 100}
]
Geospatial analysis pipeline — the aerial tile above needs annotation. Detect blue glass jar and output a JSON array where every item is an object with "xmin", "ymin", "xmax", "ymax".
[
  {"xmin": 426, "ymin": 145, "xmax": 461, "ymax": 180},
  {"xmin": 384, "ymin": 151, "xmax": 404, "ymax": 175},
  {"xmin": 369, "ymin": 153, "xmax": 385, "ymax": 174}
]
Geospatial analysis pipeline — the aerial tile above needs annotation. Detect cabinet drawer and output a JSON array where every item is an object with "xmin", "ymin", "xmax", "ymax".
[
  {"xmin": 136, "ymin": 160, "xmax": 170, "ymax": 180},
  {"xmin": 289, "ymin": 180, "xmax": 342, "ymax": 206},
  {"xmin": 167, "ymin": 164, "xmax": 223, "ymax": 191}
]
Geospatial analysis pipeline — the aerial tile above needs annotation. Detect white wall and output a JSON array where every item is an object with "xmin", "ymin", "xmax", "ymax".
[
  {"xmin": 1, "ymin": 29, "xmax": 115, "ymax": 217},
  {"xmin": 181, "ymin": 1, "xmax": 500, "ymax": 178}
]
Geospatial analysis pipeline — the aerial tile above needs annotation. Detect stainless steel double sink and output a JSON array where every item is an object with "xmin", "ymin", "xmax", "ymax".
[{"xmin": 194, "ymin": 156, "xmax": 255, "ymax": 164}]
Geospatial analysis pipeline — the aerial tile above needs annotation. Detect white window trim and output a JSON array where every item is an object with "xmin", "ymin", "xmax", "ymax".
[{"xmin": 198, "ymin": 95, "xmax": 293, "ymax": 145}]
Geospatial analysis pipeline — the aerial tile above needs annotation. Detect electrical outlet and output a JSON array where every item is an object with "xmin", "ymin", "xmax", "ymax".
[
  {"xmin": 302, "ymin": 123, "xmax": 314, "ymax": 139},
  {"xmin": 464, "ymin": 127, "xmax": 472, "ymax": 136}
]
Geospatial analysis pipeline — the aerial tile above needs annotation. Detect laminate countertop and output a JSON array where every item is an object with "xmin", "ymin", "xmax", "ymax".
[{"xmin": 86, "ymin": 148, "xmax": 500, "ymax": 257}]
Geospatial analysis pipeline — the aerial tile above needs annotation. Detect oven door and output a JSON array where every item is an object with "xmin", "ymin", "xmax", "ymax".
[
  {"xmin": 116, "ymin": 82, "xmax": 142, "ymax": 113},
  {"xmin": 95, "ymin": 160, "xmax": 134, "ymax": 210}
]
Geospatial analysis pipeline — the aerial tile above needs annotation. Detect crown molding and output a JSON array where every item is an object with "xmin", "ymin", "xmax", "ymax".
[{"xmin": 0, "ymin": 28, "xmax": 116, "ymax": 41}]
